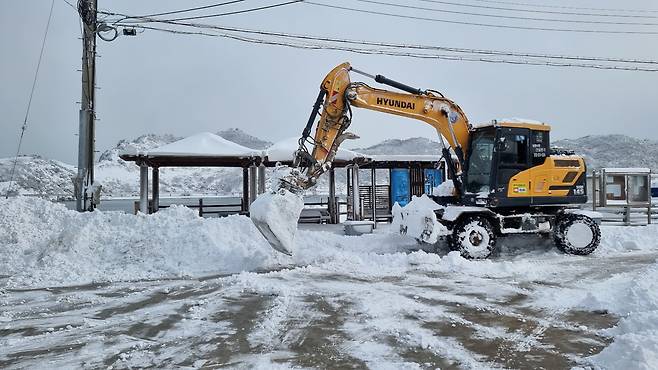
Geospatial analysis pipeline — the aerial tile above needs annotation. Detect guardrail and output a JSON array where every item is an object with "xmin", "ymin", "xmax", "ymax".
[
  {"xmin": 583, "ymin": 200, "xmax": 657, "ymax": 226},
  {"xmin": 138, "ymin": 198, "xmax": 245, "ymax": 217}
]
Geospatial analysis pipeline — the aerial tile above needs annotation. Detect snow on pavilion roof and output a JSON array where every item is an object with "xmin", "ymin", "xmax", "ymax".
[{"xmin": 143, "ymin": 132, "xmax": 262, "ymax": 158}]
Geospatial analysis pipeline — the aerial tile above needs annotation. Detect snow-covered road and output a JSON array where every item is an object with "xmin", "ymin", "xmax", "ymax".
[{"xmin": 1, "ymin": 198, "xmax": 658, "ymax": 369}]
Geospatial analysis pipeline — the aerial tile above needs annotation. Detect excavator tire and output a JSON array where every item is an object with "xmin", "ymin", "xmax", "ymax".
[
  {"xmin": 553, "ymin": 214, "xmax": 600, "ymax": 256},
  {"xmin": 450, "ymin": 216, "xmax": 496, "ymax": 259}
]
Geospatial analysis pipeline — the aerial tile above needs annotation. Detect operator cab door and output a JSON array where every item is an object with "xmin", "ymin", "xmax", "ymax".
[{"xmin": 493, "ymin": 127, "xmax": 531, "ymax": 206}]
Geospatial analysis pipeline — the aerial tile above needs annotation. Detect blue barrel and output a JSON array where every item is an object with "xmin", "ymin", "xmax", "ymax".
[
  {"xmin": 424, "ymin": 169, "xmax": 443, "ymax": 195},
  {"xmin": 652, "ymin": 187, "xmax": 658, "ymax": 198},
  {"xmin": 390, "ymin": 169, "xmax": 410, "ymax": 207}
]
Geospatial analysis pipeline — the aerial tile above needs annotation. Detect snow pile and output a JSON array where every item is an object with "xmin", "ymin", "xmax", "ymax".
[
  {"xmin": 0, "ymin": 197, "xmax": 274, "ymax": 288},
  {"xmin": 392, "ymin": 194, "xmax": 448, "ymax": 244},
  {"xmin": 432, "ymin": 181, "xmax": 455, "ymax": 197},
  {"xmin": 597, "ymin": 224, "xmax": 658, "ymax": 253}
]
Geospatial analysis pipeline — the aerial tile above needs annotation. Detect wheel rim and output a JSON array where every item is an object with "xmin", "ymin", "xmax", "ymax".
[
  {"xmin": 468, "ymin": 230, "xmax": 483, "ymax": 246},
  {"xmin": 565, "ymin": 221, "xmax": 594, "ymax": 249}
]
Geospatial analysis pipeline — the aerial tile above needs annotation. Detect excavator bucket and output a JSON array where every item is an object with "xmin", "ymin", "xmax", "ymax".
[{"xmin": 250, "ymin": 187, "xmax": 305, "ymax": 256}]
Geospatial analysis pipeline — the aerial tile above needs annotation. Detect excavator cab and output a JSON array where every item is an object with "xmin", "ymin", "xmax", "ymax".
[{"xmin": 462, "ymin": 120, "xmax": 587, "ymax": 209}]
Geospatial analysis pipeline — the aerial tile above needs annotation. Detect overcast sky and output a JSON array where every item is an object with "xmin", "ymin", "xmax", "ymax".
[{"xmin": 1, "ymin": 0, "xmax": 657, "ymax": 164}]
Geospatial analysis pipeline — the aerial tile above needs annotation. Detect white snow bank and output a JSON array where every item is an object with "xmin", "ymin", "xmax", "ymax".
[
  {"xmin": 392, "ymin": 194, "xmax": 448, "ymax": 244},
  {"xmin": 432, "ymin": 181, "xmax": 455, "ymax": 197},
  {"xmin": 0, "ymin": 197, "xmax": 274, "ymax": 288},
  {"xmin": 597, "ymin": 224, "xmax": 658, "ymax": 253}
]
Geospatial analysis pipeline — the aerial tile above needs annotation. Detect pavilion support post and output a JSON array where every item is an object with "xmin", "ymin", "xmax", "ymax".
[
  {"xmin": 351, "ymin": 164, "xmax": 361, "ymax": 221},
  {"xmin": 257, "ymin": 163, "xmax": 266, "ymax": 194},
  {"xmin": 346, "ymin": 167, "xmax": 351, "ymax": 220},
  {"xmin": 139, "ymin": 161, "xmax": 149, "ymax": 214},
  {"xmin": 249, "ymin": 165, "xmax": 257, "ymax": 204},
  {"xmin": 388, "ymin": 168, "xmax": 392, "ymax": 213},
  {"xmin": 242, "ymin": 167, "xmax": 249, "ymax": 212},
  {"xmin": 371, "ymin": 167, "xmax": 377, "ymax": 229},
  {"xmin": 152, "ymin": 167, "xmax": 160, "ymax": 213},
  {"xmin": 328, "ymin": 167, "xmax": 337, "ymax": 224}
]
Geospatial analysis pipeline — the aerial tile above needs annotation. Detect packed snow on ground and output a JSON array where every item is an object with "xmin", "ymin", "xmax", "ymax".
[
  {"xmin": 532, "ymin": 227, "xmax": 658, "ymax": 370},
  {"xmin": 2, "ymin": 196, "xmax": 658, "ymax": 368}
]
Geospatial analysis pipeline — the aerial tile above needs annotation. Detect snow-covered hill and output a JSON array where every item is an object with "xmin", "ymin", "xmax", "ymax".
[
  {"xmin": 553, "ymin": 135, "xmax": 658, "ymax": 171},
  {"xmin": 353, "ymin": 137, "xmax": 441, "ymax": 155},
  {"xmin": 216, "ymin": 128, "xmax": 272, "ymax": 150},
  {"xmin": 0, "ymin": 156, "xmax": 75, "ymax": 198},
  {"xmin": 357, "ymin": 135, "xmax": 658, "ymax": 171},
  {"xmin": 98, "ymin": 134, "xmax": 181, "ymax": 163}
]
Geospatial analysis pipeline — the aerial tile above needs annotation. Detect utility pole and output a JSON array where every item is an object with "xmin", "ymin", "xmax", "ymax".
[{"xmin": 75, "ymin": 0, "xmax": 98, "ymax": 211}]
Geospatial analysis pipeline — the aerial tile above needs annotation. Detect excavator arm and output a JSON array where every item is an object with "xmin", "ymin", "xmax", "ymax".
[
  {"xmin": 252, "ymin": 62, "xmax": 473, "ymax": 255},
  {"xmin": 290, "ymin": 62, "xmax": 471, "ymax": 196}
]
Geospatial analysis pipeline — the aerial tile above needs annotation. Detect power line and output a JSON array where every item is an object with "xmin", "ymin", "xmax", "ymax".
[
  {"xmin": 113, "ymin": 18, "xmax": 658, "ymax": 65},
  {"xmin": 99, "ymin": 0, "xmax": 302, "ymax": 23},
  {"xmin": 6, "ymin": 0, "xmax": 55, "ymax": 199},
  {"xmin": 303, "ymin": 1, "xmax": 658, "ymax": 35},
  {"xmin": 116, "ymin": 23, "xmax": 658, "ymax": 72},
  {"xmin": 354, "ymin": 0, "xmax": 658, "ymax": 26},
  {"xmin": 415, "ymin": 0, "xmax": 658, "ymax": 19},
  {"xmin": 466, "ymin": 0, "xmax": 658, "ymax": 14},
  {"xmin": 130, "ymin": 0, "xmax": 247, "ymax": 18},
  {"xmin": 158, "ymin": 0, "xmax": 302, "ymax": 21}
]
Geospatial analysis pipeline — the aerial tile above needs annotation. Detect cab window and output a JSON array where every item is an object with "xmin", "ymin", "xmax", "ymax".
[
  {"xmin": 499, "ymin": 134, "xmax": 528, "ymax": 165},
  {"xmin": 466, "ymin": 131, "xmax": 495, "ymax": 193}
]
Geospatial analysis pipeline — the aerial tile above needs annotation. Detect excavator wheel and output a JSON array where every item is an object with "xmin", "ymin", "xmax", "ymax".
[
  {"xmin": 450, "ymin": 216, "xmax": 497, "ymax": 259},
  {"xmin": 553, "ymin": 214, "xmax": 601, "ymax": 256}
]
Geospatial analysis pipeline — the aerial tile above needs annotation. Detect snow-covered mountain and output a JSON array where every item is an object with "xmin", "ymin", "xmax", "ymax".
[
  {"xmin": 357, "ymin": 135, "xmax": 658, "ymax": 171},
  {"xmin": 0, "ymin": 156, "xmax": 75, "ymax": 198},
  {"xmin": 98, "ymin": 134, "xmax": 181, "ymax": 163},
  {"xmin": 553, "ymin": 135, "xmax": 658, "ymax": 171},
  {"xmin": 2, "ymin": 133, "xmax": 657, "ymax": 198},
  {"xmin": 216, "ymin": 128, "xmax": 272, "ymax": 150},
  {"xmin": 354, "ymin": 137, "xmax": 441, "ymax": 155}
]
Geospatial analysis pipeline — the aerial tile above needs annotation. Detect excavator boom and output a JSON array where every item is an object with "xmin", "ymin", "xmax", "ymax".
[{"xmin": 293, "ymin": 62, "xmax": 471, "ymax": 194}]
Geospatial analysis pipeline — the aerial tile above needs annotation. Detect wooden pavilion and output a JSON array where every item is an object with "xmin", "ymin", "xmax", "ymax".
[{"xmin": 120, "ymin": 133, "xmax": 445, "ymax": 225}]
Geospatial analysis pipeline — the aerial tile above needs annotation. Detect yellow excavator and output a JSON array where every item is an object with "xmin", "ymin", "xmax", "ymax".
[{"xmin": 252, "ymin": 62, "xmax": 601, "ymax": 259}]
